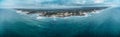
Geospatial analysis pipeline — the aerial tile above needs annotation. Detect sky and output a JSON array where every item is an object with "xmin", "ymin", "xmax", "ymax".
[{"xmin": 0, "ymin": 0, "xmax": 120, "ymax": 8}]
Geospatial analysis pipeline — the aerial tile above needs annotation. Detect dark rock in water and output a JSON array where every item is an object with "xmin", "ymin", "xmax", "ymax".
[
  {"xmin": 15, "ymin": 7, "xmax": 108, "ymax": 17},
  {"xmin": 0, "ymin": 7, "xmax": 120, "ymax": 37}
]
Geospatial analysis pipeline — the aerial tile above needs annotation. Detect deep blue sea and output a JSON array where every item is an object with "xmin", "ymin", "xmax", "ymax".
[{"xmin": 0, "ymin": 7, "xmax": 120, "ymax": 37}]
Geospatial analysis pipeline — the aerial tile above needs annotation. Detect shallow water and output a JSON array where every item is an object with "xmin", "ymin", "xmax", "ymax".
[{"xmin": 0, "ymin": 7, "xmax": 120, "ymax": 37}]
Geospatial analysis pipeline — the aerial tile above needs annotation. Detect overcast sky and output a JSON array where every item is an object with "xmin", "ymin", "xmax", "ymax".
[{"xmin": 0, "ymin": 0, "xmax": 120, "ymax": 8}]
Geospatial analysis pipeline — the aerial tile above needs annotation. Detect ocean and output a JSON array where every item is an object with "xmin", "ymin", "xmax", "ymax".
[{"xmin": 0, "ymin": 7, "xmax": 120, "ymax": 37}]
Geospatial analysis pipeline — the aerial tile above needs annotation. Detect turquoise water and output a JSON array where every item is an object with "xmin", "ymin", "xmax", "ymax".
[{"xmin": 0, "ymin": 7, "xmax": 120, "ymax": 37}]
